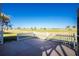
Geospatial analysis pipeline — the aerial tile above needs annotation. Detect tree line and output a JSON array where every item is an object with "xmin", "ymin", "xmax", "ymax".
[{"xmin": 15, "ymin": 26, "xmax": 76, "ymax": 30}]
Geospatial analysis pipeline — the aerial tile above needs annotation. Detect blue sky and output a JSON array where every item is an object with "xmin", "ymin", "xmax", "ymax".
[{"xmin": 2, "ymin": 3, "xmax": 79, "ymax": 28}]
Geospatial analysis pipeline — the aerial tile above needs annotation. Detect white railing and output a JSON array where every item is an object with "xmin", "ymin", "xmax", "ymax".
[
  {"xmin": 17, "ymin": 33, "xmax": 36, "ymax": 41},
  {"xmin": 46, "ymin": 33, "xmax": 77, "ymax": 49}
]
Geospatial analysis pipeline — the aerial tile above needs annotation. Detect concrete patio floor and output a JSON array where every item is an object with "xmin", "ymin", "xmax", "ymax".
[{"xmin": 0, "ymin": 38, "xmax": 76, "ymax": 56}]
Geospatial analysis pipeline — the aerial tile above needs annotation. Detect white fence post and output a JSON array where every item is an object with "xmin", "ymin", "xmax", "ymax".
[{"xmin": 73, "ymin": 33, "xmax": 77, "ymax": 49}]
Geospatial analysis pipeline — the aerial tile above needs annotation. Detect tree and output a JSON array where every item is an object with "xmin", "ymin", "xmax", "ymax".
[
  {"xmin": 43, "ymin": 28, "xmax": 46, "ymax": 30},
  {"xmin": 17, "ymin": 27, "xmax": 21, "ymax": 29},
  {"xmin": 66, "ymin": 26, "xmax": 70, "ymax": 29},
  {"xmin": 66, "ymin": 26, "xmax": 72, "ymax": 31},
  {"xmin": 72, "ymin": 26, "xmax": 76, "ymax": 29},
  {"xmin": 30, "ymin": 27, "xmax": 33, "ymax": 30},
  {"xmin": 34, "ymin": 27, "xmax": 37, "ymax": 30}
]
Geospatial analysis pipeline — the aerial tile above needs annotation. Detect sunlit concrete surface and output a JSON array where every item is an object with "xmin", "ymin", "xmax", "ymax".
[{"xmin": 42, "ymin": 45, "xmax": 76, "ymax": 56}]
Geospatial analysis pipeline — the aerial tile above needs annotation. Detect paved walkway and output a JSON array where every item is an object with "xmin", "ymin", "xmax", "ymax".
[{"xmin": 0, "ymin": 38, "xmax": 76, "ymax": 56}]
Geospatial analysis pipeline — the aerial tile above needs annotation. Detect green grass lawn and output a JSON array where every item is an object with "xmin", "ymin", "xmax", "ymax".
[{"xmin": 4, "ymin": 33, "xmax": 17, "ymax": 37}]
